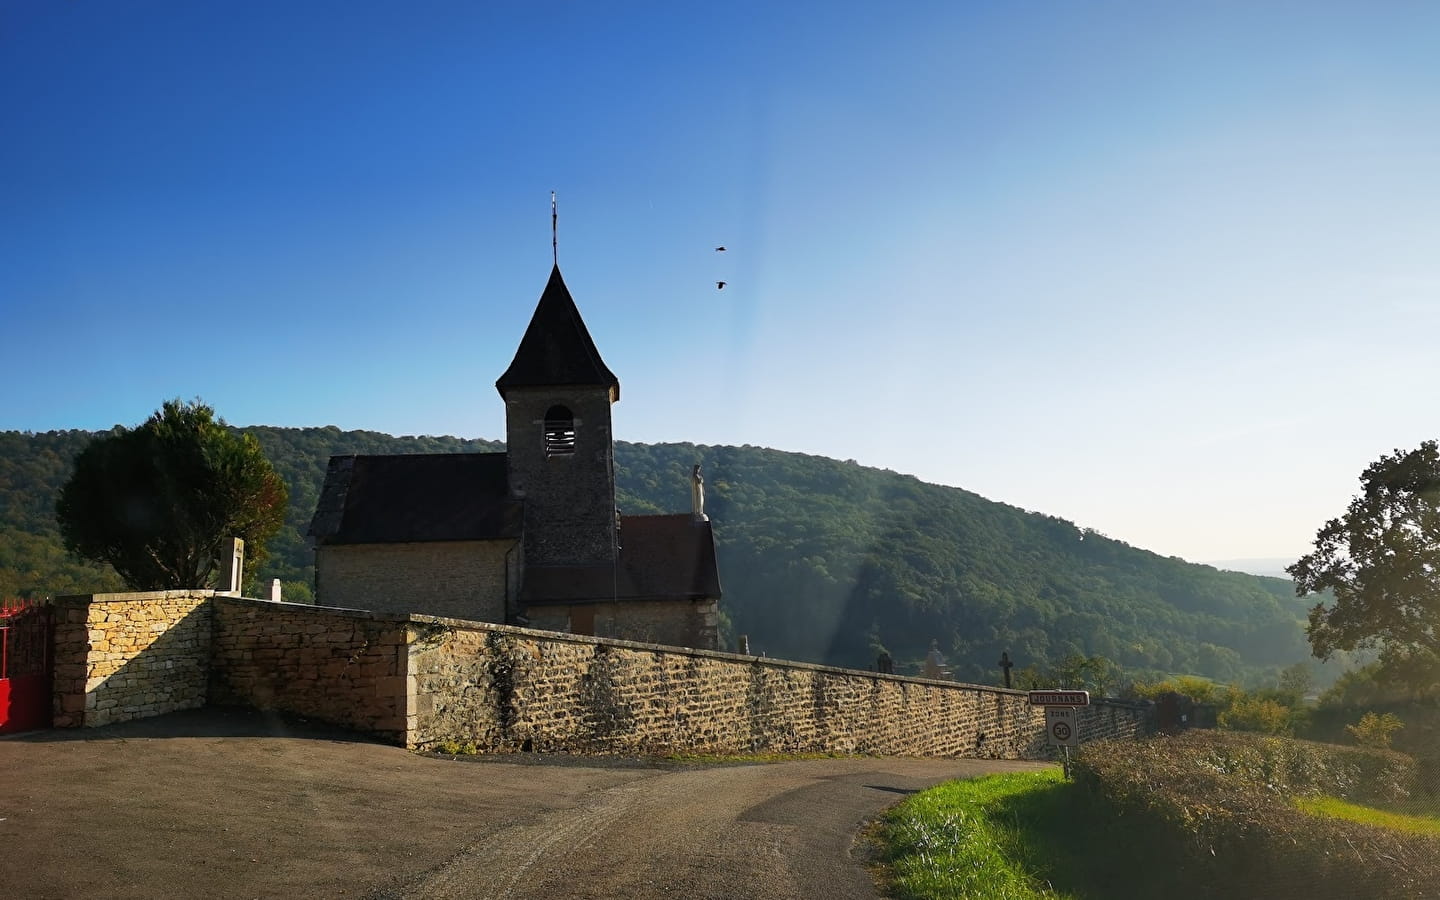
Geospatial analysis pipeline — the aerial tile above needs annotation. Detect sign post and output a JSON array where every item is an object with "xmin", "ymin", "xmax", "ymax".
[
  {"xmin": 1045, "ymin": 707, "xmax": 1079, "ymax": 747},
  {"xmin": 1027, "ymin": 690, "xmax": 1090, "ymax": 707},
  {"xmin": 1029, "ymin": 690, "xmax": 1088, "ymax": 778}
]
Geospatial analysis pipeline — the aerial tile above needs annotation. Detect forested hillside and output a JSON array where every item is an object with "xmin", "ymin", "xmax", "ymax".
[{"xmin": 0, "ymin": 427, "xmax": 1312, "ymax": 684}]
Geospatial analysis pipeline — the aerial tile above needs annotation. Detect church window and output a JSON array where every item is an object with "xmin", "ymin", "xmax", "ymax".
[{"xmin": 544, "ymin": 405, "xmax": 576, "ymax": 457}]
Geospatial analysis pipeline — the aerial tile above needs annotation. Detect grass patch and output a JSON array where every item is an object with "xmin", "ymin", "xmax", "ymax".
[
  {"xmin": 876, "ymin": 770, "xmax": 1184, "ymax": 899},
  {"xmin": 879, "ymin": 770, "xmax": 1068, "ymax": 900},
  {"xmin": 1296, "ymin": 795, "xmax": 1440, "ymax": 836}
]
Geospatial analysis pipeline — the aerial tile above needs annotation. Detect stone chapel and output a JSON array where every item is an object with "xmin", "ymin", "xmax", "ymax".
[{"xmin": 307, "ymin": 265, "xmax": 722, "ymax": 649}]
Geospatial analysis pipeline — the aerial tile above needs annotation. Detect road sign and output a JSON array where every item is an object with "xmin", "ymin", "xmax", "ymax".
[
  {"xmin": 1027, "ymin": 690, "xmax": 1090, "ymax": 707},
  {"xmin": 1046, "ymin": 707, "xmax": 1079, "ymax": 748}
]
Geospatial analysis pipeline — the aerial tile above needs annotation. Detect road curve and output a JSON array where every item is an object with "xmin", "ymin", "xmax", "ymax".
[
  {"xmin": 0, "ymin": 709, "xmax": 1049, "ymax": 900},
  {"xmin": 386, "ymin": 756, "xmax": 1050, "ymax": 900}
]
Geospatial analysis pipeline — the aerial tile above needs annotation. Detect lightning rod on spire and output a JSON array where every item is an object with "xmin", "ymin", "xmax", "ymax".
[{"xmin": 551, "ymin": 191, "xmax": 558, "ymax": 265}]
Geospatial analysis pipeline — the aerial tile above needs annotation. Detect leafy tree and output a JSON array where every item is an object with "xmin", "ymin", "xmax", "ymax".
[
  {"xmin": 1345, "ymin": 711, "xmax": 1404, "ymax": 749},
  {"xmin": 1127, "ymin": 675, "xmax": 1226, "ymax": 705},
  {"xmin": 1318, "ymin": 662, "xmax": 1414, "ymax": 708},
  {"xmin": 1218, "ymin": 693, "xmax": 1292, "ymax": 735},
  {"xmin": 280, "ymin": 580, "xmax": 315, "ymax": 605},
  {"xmin": 55, "ymin": 400, "xmax": 287, "ymax": 590},
  {"xmin": 1289, "ymin": 442, "xmax": 1440, "ymax": 688},
  {"xmin": 1277, "ymin": 662, "xmax": 1314, "ymax": 701},
  {"xmin": 1013, "ymin": 654, "xmax": 1120, "ymax": 695},
  {"xmin": 1050, "ymin": 653, "xmax": 1119, "ymax": 695},
  {"xmin": 1014, "ymin": 664, "xmax": 1055, "ymax": 691}
]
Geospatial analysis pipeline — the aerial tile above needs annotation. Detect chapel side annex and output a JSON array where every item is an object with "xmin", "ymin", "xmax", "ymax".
[{"xmin": 307, "ymin": 265, "xmax": 722, "ymax": 650}]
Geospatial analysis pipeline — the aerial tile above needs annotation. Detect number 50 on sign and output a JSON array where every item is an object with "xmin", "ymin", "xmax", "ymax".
[{"xmin": 1046, "ymin": 707, "xmax": 1079, "ymax": 748}]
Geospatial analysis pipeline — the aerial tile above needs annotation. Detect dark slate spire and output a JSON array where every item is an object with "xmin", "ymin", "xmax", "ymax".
[{"xmin": 496, "ymin": 265, "xmax": 620, "ymax": 401}]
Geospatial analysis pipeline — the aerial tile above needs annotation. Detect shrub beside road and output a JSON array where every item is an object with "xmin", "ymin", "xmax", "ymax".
[{"xmin": 877, "ymin": 732, "xmax": 1440, "ymax": 900}]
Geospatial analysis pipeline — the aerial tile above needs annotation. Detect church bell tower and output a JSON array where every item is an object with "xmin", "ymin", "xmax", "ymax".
[{"xmin": 496, "ymin": 265, "xmax": 620, "ymax": 568}]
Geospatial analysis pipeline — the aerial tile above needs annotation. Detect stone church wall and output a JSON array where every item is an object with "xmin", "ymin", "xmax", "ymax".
[
  {"xmin": 314, "ymin": 540, "xmax": 513, "ymax": 623},
  {"xmin": 524, "ymin": 598, "xmax": 718, "ymax": 650}
]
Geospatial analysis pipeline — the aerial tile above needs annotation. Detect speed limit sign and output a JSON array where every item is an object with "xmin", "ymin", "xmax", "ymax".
[{"xmin": 1046, "ymin": 707, "xmax": 1079, "ymax": 748}]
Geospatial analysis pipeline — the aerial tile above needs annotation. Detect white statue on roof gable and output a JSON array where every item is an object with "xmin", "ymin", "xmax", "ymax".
[{"xmin": 691, "ymin": 464, "xmax": 708, "ymax": 522}]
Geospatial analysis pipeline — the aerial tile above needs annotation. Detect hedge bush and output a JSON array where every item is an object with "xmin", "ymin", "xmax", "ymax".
[{"xmin": 1074, "ymin": 731, "xmax": 1438, "ymax": 899}]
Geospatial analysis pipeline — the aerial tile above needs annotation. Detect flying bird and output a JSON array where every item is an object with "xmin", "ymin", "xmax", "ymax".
[
  {"xmin": 715, "ymin": 246, "xmax": 727, "ymax": 252},
  {"xmin": 716, "ymin": 281, "xmax": 727, "ymax": 290}
]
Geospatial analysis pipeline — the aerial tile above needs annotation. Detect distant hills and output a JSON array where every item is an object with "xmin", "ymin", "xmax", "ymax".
[
  {"xmin": 0, "ymin": 426, "xmax": 1315, "ymax": 685},
  {"xmin": 1202, "ymin": 558, "xmax": 1297, "ymax": 580}
]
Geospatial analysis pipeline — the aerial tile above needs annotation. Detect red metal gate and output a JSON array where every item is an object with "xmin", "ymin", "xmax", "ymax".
[{"xmin": 0, "ymin": 600, "xmax": 53, "ymax": 734}]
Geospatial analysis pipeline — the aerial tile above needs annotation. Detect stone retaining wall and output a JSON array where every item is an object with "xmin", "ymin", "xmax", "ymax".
[
  {"xmin": 52, "ymin": 591, "xmax": 212, "ymax": 728},
  {"xmin": 408, "ymin": 618, "xmax": 1147, "ymax": 757},
  {"xmin": 49, "ymin": 593, "xmax": 1149, "ymax": 758}
]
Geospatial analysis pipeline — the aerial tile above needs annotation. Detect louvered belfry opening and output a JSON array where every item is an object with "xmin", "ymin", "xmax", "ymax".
[{"xmin": 543, "ymin": 405, "xmax": 576, "ymax": 457}]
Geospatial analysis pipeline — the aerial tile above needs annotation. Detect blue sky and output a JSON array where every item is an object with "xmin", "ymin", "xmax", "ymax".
[{"xmin": 4, "ymin": 1, "xmax": 1439, "ymax": 565}]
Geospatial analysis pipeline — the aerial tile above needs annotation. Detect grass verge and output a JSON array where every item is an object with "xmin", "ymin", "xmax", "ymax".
[
  {"xmin": 878, "ymin": 770, "xmax": 1068, "ymax": 900},
  {"xmin": 1296, "ymin": 795, "xmax": 1440, "ymax": 836},
  {"xmin": 876, "ymin": 769, "xmax": 1184, "ymax": 900}
]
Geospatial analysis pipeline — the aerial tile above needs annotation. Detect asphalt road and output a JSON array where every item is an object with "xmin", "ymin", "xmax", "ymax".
[{"xmin": 0, "ymin": 709, "xmax": 1049, "ymax": 899}]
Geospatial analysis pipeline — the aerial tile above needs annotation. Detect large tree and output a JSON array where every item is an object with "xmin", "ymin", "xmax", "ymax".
[
  {"xmin": 56, "ymin": 400, "xmax": 288, "ymax": 590},
  {"xmin": 1289, "ymin": 441, "xmax": 1440, "ymax": 685}
]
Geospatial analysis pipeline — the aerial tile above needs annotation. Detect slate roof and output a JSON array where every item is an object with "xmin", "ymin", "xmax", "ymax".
[
  {"xmin": 521, "ymin": 514, "xmax": 722, "ymax": 604},
  {"xmin": 495, "ymin": 265, "xmax": 620, "ymax": 401},
  {"xmin": 308, "ymin": 453, "xmax": 522, "ymax": 545}
]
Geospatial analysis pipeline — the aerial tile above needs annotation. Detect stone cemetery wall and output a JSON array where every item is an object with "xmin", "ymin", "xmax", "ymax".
[
  {"xmin": 1077, "ymin": 698, "xmax": 1150, "ymax": 743},
  {"xmin": 408, "ymin": 619, "xmax": 1149, "ymax": 757},
  {"xmin": 48, "ymin": 594, "xmax": 1148, "ymax": 757},
  {"xmin": 51, "ymin": 591, "xmax": 213, "ymax": 728},
  {"xmin": 209, "ymin": 596, "xmax": 412, "ymax": 743}
]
